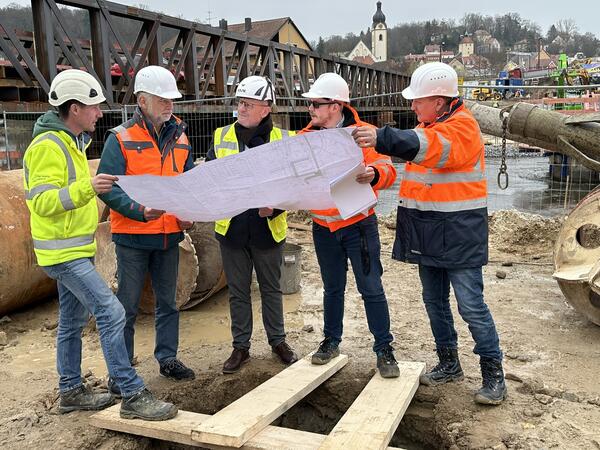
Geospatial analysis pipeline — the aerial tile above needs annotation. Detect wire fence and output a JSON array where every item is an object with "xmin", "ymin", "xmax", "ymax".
[{"xmin": 1, "ymin": 97, "xmax": 598, "ymax": 217}]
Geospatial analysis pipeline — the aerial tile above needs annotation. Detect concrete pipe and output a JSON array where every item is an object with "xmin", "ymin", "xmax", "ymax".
[
  {"xmin": 553, "ymin": 188, "xmax": 600, "ymax": 325},
  {"xmin": 0, "ymin": 159, "xmax": 102, "ymax": 316}
]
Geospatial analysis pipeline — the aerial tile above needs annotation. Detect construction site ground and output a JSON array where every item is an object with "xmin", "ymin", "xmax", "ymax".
[{"xmin": 0, "ymin": 210, "xmax": 599, "ymax": 450}]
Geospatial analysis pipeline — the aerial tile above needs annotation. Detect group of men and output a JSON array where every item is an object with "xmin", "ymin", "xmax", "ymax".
[{"xmin": 22, "ymin": 61, "xmax": 506, "ymax": 422}]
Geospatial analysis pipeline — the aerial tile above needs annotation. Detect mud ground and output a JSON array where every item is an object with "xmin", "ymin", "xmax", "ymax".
[{"xmin": 0, "ymin": 210, "xmax": 599, "ymax": 450}]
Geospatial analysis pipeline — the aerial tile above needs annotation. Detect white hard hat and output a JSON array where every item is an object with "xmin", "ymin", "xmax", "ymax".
[
  {"xmin": 134, "ymin": 65, "xmax": 182, "ymax": 99},
  {"xmin": 48, "ymin": 69, "xmax": 106, "ymax": 106},
  {"xmin": 235, "ymin": 76, "xmax": 275, "ymax": 102},
  {"xmin": 402, "ymin": 62, "xmax": 459, "ymax": 100},
  {"xmin": 302, "ymin": 73, "xmax": 349, "ymax": 103}
]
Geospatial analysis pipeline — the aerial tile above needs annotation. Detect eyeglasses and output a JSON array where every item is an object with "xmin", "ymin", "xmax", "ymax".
[
  {"xmin": 237, "ymin": 99, "xmax": 268, "ymax": 110},
  {"xmin": 308, "ymin": 101, "xmax": 337, "ymax": 109}
]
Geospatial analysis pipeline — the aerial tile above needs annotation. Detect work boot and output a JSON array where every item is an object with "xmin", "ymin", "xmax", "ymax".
[
  {"xmin": 59, "ymin": 384, "xmax": 115, "ymax": 414},
  {"xmin": 376, "ymin": 345, "xmax": 400, "ymax": 378},
  {"xmin": 159, "ymin": 359, "xmax": 196, "ymax": 381},
  {"xmin": 420, "ymin": 347, "xmax": 464, "ymax": 386},
  {"xmin": 272, "ymin": 341, "xmax": 299, "ymax": 365},
  {"xmin": 107, "ymin": 377, "xmax": 121, "ymax": 399},
  {"xmin": 311, "ymin": 337, "xmax": 340, "ymax": 365},
  {"xmin": 222, "ymin": 348, "xmax": 250, "ymax": 374},
  {"xmin": 474, "ymin": 357, "xmax": 507, "ymax": 405},
  {"xmin": 120, "ymin": 389, "xmax": 178, "ymax": 421}
]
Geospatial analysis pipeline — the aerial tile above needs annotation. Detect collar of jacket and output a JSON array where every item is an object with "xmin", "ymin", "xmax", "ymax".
[{"xmin": 426, "ymin": 97, "xmax": 463, "ymax": 126}]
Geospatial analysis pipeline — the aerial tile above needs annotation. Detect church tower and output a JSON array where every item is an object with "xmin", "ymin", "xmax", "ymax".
[{"xmin": 371, "ymin": 1, "xmax": 387, "ymax": 62}]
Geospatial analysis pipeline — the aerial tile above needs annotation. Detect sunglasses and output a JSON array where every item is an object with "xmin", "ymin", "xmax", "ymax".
[{"xmin": 308, "ymin": 101, "xmax": 337, "ymax": 109}]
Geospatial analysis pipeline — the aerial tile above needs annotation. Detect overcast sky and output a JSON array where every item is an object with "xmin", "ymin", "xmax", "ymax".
[{"xmin": 1, "ymin": 0, "xmax": 598, "ymax": 42}]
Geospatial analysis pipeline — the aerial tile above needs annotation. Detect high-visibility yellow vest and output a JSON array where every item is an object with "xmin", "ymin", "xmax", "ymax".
[
  {"xmin": 23, "ymin": 131, "xmax": 98, "ymax": 266},
  {"xmin": 212, "ymin": 123, "xmax": 294, "ymax": 243}
]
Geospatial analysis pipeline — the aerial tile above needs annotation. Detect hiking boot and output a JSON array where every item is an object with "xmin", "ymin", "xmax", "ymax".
[
  {"xmin": 159, "ymin": 359, "xmax": 195, "ymax": 381},
  {"xmin": 120, "ymin": 389, "xmax": 178, "ymax": 421},
  {"xmin": 272, "ymin": 341, "xmax": 299, "ymax": 365},
  {"xmin": 107, "ymin": 377, "xmax": 121, "ymax": 399},
  {"xmin": 474, "ymin": 357, "xmax": 507, "ymax": 405},
  {"xmin": 420, "ymin": 347, "xmax": 464, "ymax": 386},
  {"xmin": 222, "ymin": 348, "xmax": 250, "ymax": 374},
  {"xmin": 59, "ymin": 384, "xmax": 115, "ymax": 414},
  {"xmin": 311, "ymin": 337, "xmax": 340, "ymax": 365},
  {"xmin": 376, "ymin": 345, "xmax": 400, "ymax": 378}
]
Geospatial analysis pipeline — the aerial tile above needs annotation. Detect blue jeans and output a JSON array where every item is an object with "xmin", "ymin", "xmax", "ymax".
[
  {"xmin": 42, "ymin": 258, "xmax": 145, "ymax": 396},
  {"xmin": 418, "ymin": 265, "xmax": 502, "ymax": 360},
  {"xmin": 313, "ymin": 215, "xmax": 393, "ymax": 353},
  {"xmin": 115, "ymin": 244, "xmax": 179, "ymax": 365}
]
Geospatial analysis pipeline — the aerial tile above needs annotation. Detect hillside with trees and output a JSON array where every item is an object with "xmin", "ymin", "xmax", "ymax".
[{"xmin": 313, "ymin": 12, "xmax": 599, "ymax": 64}]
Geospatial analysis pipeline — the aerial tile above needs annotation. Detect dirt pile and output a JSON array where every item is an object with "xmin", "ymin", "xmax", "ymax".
[{"xmin": 488, "ymin": 210, "xmax": 563, "ymax": 255}]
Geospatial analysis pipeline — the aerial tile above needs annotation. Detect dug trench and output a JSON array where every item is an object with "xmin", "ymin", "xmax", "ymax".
[{"xmin": 1, "ymin": 210, "xmax": 599, "ymax": 449}]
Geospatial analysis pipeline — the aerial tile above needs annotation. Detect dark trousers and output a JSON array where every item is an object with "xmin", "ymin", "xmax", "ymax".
[
  {"xmin": 418, "ymin": 265, "xmax": 502, "ymax": 360},
  {"xmin": 312, "ymin": 215, "xmax": 393, "ymax": 353},
  {"xmin": 115, "ymin": 244, "xmax": 180, "ymax": 365},
  {"xmin": 219, "ymin": 243, "xmax": 286, "ymax": 350}
]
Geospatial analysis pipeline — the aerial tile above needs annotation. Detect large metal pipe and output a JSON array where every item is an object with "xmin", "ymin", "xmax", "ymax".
[{"xmin": 466, "ymin": 100, "xmax": 600, "ymax": 171}]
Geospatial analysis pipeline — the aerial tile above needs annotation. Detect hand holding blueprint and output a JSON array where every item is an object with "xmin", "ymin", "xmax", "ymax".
[{"xmin": 115, "ymin": 127, "xmax": 376, "ymax": 222}]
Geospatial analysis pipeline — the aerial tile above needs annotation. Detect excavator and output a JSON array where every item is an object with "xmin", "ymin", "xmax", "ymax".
[{"xmin": 467, "ymin": 100, "xmax": 600, "ymax": 325}]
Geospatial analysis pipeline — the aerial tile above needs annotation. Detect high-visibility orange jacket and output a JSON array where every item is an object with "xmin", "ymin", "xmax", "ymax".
[
  {"xmin": 299, "ymin": 104, "xmax": 396, "ymax": 232},
  {"xmin": 374, "ymin": 98, "xmax": 488, "ymax": 268},
  {"xmin": 107, "ymin": 110, "xmax": 191, "ymax": 235}
]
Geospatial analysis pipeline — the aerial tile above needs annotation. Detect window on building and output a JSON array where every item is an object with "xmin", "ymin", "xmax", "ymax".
[{"xmin": 379, "ymin": 34, "xmax": 383, "ymax": 41}]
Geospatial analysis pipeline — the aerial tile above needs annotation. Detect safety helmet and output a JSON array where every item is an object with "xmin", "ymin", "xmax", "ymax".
[
  {"xmin": 302, "ymin": 73, "xmax": 350, "ymax": 103},
  {"xmin": 48, "ymin": 69, "xmax": 106, "ymax": 106},
  {"xmin": 235, "ymin": 76, "xmax": 276, "ymax": 102},
  {"xmin": 134, "ymin": 65, "xmax": 182, "ymax": 99},
  {"xmin": 402, "ymin": 62, "xmax": 459, "ymax": 100}
]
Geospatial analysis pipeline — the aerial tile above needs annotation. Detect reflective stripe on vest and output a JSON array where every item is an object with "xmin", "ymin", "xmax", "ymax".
[
  {"xmin": 32, "ymin": 234, "xmax": 95, "ymax": 250},
  {"xmin": 24, "ymin": 134, "xmax": 77, "ymax": 209},
  {"xmin": 213, "ymin": 124, "xmax": 291, "ymax": 242}
]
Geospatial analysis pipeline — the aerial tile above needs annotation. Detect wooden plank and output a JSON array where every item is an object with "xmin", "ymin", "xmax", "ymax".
[
  {"xmin": 90, "ymin": 404, "xmax": 404, "ymax": 450},
  {"xmin": 318, "ymin": 361, "xmax": 425, "ymax": 450},
  {"xmin": 191, "ymin": 354, "xmax": 348, "ymax": 448}
]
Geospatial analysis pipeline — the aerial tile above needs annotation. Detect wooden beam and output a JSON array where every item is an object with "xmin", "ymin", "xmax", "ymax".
[
  {"xmin": 90, "ymin": 8, "xmax": 112, "ymax": 99},
  {"xmin": 90, "ymin": 404, "xmax": 404, "ymax": 450},
  {"xmin": 31, "ymin": 0, "xmax": 56, "ymax": 83},
  {"xmin": 191, "ymin": 354, "xmax": 348, "ymax": 448},
  {"xmin": 318, "ymin": 361, "xmax": 425, "ymax": 450}
]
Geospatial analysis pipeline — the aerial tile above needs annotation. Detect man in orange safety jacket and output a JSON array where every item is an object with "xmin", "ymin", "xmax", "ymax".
[
  {"xmin": 352, "ymin": 62, "xmax": 506, "ymax": 404},
  {"xmin": 300, "ymin": 73, "xmax": 400, "ymax": 378}
]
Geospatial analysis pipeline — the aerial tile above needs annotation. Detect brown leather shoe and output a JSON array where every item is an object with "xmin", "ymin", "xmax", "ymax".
[
  {"xmin": 272, "ymin": 341, "xmax": 299, "ymax": 365},
  {"xmin": 222, "ymin": 348, "xmax": 250, "ymax": 374}
]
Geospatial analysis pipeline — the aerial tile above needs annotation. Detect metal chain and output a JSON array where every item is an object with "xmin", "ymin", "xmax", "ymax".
[{"xmin": 497, "ymin": 112, "xmax": 509, "ymax": 190}]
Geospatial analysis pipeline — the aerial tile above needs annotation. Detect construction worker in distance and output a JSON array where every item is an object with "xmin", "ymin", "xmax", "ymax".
[
  {"xmin": 352, "ymin": 62, "xmax": 507, "ymax": 404},
  {"xmin": 206, "ymin": 75, "xmax": 299, "ymax": 374},
  {"xmin": 299, "ymin": 73, "xmax": 400, "ymax": 378},
  {"xmin": 98, "ymin": 66, "xmax": 195, "ymax": 390},
  {"xmin": 22, "ymin": 69, "xmax": 177, "ymax": 420}
]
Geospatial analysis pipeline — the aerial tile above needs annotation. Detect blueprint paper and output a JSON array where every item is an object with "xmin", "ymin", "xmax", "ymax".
[{"xmin": 115, "ymin": 127, "xmax": 365, "ymax": 222}]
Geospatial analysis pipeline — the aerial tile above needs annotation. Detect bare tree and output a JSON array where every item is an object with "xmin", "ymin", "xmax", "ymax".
[{"xmin": 556, "ymin": 19, "xmax": 578, "ymax": 39}]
